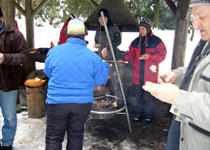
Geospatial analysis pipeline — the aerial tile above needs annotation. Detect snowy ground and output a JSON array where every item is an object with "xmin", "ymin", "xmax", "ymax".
[
  {"xmin": 11, "ymin": 111, "xmax": 140, "ymax": 150},
  {"xmin": 0, "ymin": 17, "xmax": 201, "ymax": 149}
]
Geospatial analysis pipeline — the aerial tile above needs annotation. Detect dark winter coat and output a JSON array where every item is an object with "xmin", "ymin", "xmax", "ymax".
[
  {"xmin": 0, "ymin": 22, "xmax": 30, "ymax": 92},
  {"xmin": 94, "ymin": 24, "xmax": 121, "ymax": 60},
  {"xmin": 122, "ymin": 31, "xmax": 167, "ymax": 85}
]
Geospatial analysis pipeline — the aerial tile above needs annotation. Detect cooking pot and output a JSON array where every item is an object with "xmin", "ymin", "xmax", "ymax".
[
  {"xmin": 91, "ymin": 106, "xmax": 117, "ymax": 119},
  {"xmin": 38, "ymin": 48, "xmax": 49, "ymax": 54},
  {"xmin": 90, "ymin": 95, "xmax": 125, "ymax": 119},
  {"xmin": 94, "ymin": 75, "xmax": 111, "ymax": 95}
]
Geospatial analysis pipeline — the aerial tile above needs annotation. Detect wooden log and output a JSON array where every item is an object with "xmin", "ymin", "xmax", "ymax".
[{"xmin": 26, "ymin": 86, "xmax": 46, "ymax": 118}]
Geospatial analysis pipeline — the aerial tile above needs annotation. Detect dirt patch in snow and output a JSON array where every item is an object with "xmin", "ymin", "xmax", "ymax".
[{"xmin": 85, "ymin": 106, "xmax": 172, "ymax": 150}]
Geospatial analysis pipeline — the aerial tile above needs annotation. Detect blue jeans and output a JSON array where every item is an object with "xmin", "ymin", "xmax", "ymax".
[
  {"xmin": 166, "ymin": 116, "xmax": 180, "ymax": 150},
  {"xmin": 0, "ymin": 90, "xmax": 18, "ymax": 146}
]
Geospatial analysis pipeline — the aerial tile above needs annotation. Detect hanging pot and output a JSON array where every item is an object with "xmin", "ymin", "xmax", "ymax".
[{"xmin": 94, "ymin": 75, "xmax": 111, "ymax": 95}]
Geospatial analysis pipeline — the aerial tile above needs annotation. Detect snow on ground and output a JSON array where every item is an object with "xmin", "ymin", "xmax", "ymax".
[{"xmin": 0, "ymin": 17, "xmax": 201, "ymax": 150}]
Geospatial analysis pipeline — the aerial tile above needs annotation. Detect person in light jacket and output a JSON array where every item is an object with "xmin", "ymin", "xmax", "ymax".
[
  {"xmin": 44, "ymin": 18, "xmax": 110, "ymax": 150},
  {"xmin": 143, "ymin": 0, "xmax": 210, "ymax": 149}
]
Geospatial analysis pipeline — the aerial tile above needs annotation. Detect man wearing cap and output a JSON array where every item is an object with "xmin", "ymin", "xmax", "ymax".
[
  {"xmin": 143, "ymin": 1, "xmax": 210, "ymax": 149},
  {"xmin": 0, "ymin": 7, "xmax": 30, "ymax": 150},
  {"xmin": 44, "ymin": 18, "xmax": 110, "ymax": 150},
  {"xmin": 120, "ymin": 18, "xmax": 167, "ymax": 123}
]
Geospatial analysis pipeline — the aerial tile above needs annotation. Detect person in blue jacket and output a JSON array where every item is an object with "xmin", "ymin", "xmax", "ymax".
[{"xmin": 44, "ymin": 18, "xmax": 110, "ymax": 150}]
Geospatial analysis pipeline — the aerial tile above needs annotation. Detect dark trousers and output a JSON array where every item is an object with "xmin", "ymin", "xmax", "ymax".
[
  {"xmin": 132, "ymin": 84, "xmax": 155, "ymax": 119},
  {"xmin": 45, "ymin": 103, "xmax": 92, "ymax": 150},
  {"xmin": 166, "ymin": 116, "xmax": 180, "ymax": 150},
  {"xmin": 107, "ymin": 66, "xmax": 122, "ymax": 98}
]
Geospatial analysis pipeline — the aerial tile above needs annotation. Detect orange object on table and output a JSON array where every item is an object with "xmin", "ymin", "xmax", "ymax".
[
  {"xmin": 31, "ymin": 48, "xmax": 39, "ymax": 52},
  {"xmin": 24, "ymin": 78, "xmax": 46, "ymax": 88}
]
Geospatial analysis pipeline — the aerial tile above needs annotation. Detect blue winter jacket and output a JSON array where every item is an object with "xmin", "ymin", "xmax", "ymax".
[{"xmin": 44, "ymin": 38, "xmax": 110, "ymax": 104}]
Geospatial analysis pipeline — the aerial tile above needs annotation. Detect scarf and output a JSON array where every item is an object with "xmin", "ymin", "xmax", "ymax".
[
  {"xmin": 180, "ymin": 41, "xmax": 210, "ymax": 90},
  {"xmin": 0, "ymin": 19, "xmax": 6, "ymax": 35}
]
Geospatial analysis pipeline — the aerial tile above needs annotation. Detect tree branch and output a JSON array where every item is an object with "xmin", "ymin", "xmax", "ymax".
[
  {"xmin": 164, "ymin": 0, "xmax": 177, "ymax": 16},
  {"xmin": 33, "ymin": 0, "xmax": 50, "ymax": 16},
  {"xmin": 14, "ymin": 1, "xmax": 26, "ymax": 16},
  {"xmin": 88, "ymin": 0, "xmax": 98, "ymax": 8},
  {"xmin": 179, "ymin": 0, "xmax": 190, "ymax": 20}
]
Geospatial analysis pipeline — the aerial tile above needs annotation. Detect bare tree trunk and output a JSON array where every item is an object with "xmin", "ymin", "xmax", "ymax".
[
  {"xmin": 88, "ymin": 0, "xmax": 98, "ymax": 8},
  {"xmin": 15, "ymin": 0, "xmax": 50, "ymax": 75},
  {"xmin": 165, "ymin": 0, "xmax": 176, "ymax": 16},
  {"xmin": 22, "ymin": 0, "xmax": 35, "ymax": 75},
  {"xmin": 172, "ymin": 0, "xmax": 190, "ymax": 69},
  {"xmin": 0, "ymin": 0, "xmax": 15, "ymax": 26},
  {"xmin": 25, "ymin": 0, "xmax": 34, "ymax": 49}
]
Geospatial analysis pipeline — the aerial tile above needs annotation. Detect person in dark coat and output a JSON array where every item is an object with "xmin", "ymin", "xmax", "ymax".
[
  {"xmin": 94, "ymin": 8, "xmax": 122, "ymax": 102},
  {"xmin": 0, "ymin": 7, "xmax": 30, "ymax": 150},
  {"xmin": 120, "ymin": 18, "xmax": 167, "ymax": 123}
]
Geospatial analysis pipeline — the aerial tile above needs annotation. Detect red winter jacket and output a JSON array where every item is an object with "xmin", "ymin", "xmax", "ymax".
[
  {"xmin": 58, "ymin": 20, "xmax": 69, "ymax": 45},
  {"xmin": 122, "ymin": 31, "xmax": 167, "ymax": 85}
]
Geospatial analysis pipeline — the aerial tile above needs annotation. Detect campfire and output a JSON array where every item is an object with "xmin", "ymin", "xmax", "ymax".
[
  {"xmin": 90, "ymin": 95, "xmax": 124, "ymax": 119},
  {"xmin": 92, "ymin": 95, "xmax": 117, "ymax": 109}
]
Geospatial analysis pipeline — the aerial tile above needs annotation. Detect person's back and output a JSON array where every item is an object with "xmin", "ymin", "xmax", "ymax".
[
  {"xmin": 45, "ymin": 37, "xmax": 109, "ymax": 104},
  {"xmin": 44, "ymin": 18, "xmax": 110, "ymax": 150}
]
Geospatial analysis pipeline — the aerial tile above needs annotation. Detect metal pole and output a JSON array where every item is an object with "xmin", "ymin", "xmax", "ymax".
[{"xmin": 100, "ymin": 12, "xmax": 132, "ymax": 133}]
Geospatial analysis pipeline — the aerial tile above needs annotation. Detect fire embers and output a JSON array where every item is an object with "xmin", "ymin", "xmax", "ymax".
[
  {"xmin": 91, "ymin": 95, "xmax": 124, "ymax": 119},
  {"xmin": 92, "ymin": 95, "xmax": 117, "ymax": 109}
]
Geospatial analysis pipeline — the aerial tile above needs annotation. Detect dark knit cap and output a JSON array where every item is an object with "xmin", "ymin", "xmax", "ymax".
[
  {"xmin": 98, "ymin": 8, "xmax": 110, "ymax": 19},
  {"xmin": 0, "ymin": 7, "xmax": 3, "ymax": 17},
  {"xmin": 190, "ymin": 0, "xmax": 210, "ymax": 7},
  {"xmin": 139, "ymin": 18, "xmax": 152, "ymax": 35},
  {"xmin": 97, "ymin": 8, "xmax": 113, "ymax": 28}
]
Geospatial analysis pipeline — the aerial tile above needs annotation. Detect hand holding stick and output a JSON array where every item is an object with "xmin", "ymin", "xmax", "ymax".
[
  {"xmin": 103, "ymin": 60, "xmax": 128, "ymax": 67},
  {"xmin": 149, "ymin": 65, "xmax": 166, "ymax": 82}
]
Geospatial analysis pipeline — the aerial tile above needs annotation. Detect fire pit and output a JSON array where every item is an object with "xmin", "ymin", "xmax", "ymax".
[{"xmin": 90, "ymin": 95, "xmax": 125, "ymax": 119}]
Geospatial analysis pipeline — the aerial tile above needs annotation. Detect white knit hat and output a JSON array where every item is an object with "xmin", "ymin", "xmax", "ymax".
[
  {"xmin": 190, "ymin": 0, "xmax": 210, "ymax": 7},
  {"xmin": 67, "ymin": 18, "xmax": 85, "ymax": 35}
]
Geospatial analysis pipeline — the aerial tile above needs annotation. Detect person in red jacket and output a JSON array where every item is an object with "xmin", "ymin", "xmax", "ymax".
[
  {"xmin": 120, "ymin": 18, "xmax": 167, "ymax": 123},
  {"xmin": 58, "ymin": 14, "xmax": 76, "ymax": 45}
]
